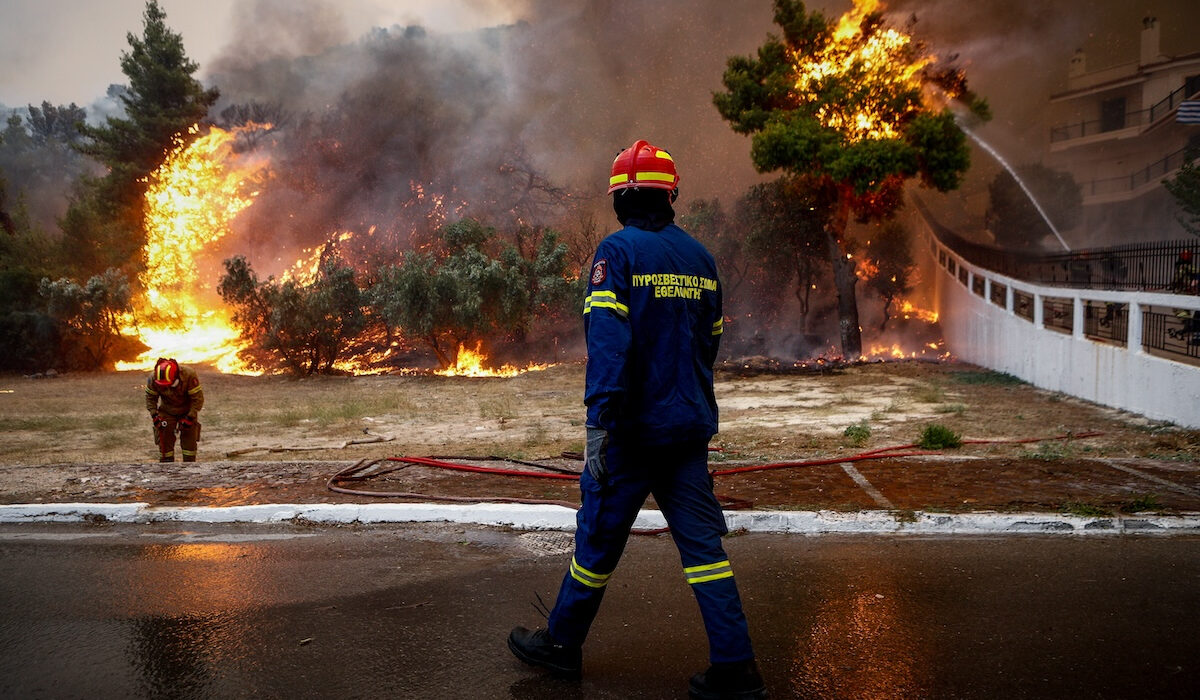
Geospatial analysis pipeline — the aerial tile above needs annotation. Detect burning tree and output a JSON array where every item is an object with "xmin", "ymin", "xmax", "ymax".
[
  {"xmin": 218, "ymin": 256, "xmax": 365, "ymax": 376},
  {"xmin": 714, "ymin": 0, "xmax": 986, "ymax": 357},
  {"xmin": 368, "ymin": 218, "xmax": 573, "ymax": 370}
]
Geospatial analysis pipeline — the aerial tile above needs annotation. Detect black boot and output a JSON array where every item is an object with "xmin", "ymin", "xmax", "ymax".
[
  {"xmin": 507, "ymin": 626, "xmax": 581, "ymax": 678},
  {"xmin": 688, "ymin": 659, "xmax": 767, "ymax": 699}
]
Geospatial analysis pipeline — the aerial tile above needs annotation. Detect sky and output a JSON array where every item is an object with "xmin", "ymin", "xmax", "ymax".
[
  {"xmin": 0, "ymin": 0, "xmax": 526, "ymax": 106},
  {"xmin": 2, "ymin": 0, "xmax": 1198, "ymax": 232},
  {"xmin": 3, "ymin": 0, "xmax": 1198, "ymax": 109}
]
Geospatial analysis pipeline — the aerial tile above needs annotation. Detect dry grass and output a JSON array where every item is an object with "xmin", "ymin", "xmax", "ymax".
[{"xmin": 0, "ymin": 360, "xmax": 1197, "ymax": 466}]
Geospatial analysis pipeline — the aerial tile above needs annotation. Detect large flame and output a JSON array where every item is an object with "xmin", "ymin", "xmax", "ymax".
[
  {"xmin": 116, "ymin": 124, "xmax": 270, "ymax": 374},
  {"xmin": 792, "ymin": 0, "xmax": 932, "ymax": 142}
]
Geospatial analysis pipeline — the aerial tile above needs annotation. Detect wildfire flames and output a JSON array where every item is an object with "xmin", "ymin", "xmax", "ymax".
[
  {"xmin": 116, "ymin": 125, "xmax": 270, "ymax": 374},
  {"xmin": 434, "ymin": 342, "xmax": 550, "ymax": 378},
  {"xmin": 791, "ymin": 0, "xmax": 933, "ymax": 142}
]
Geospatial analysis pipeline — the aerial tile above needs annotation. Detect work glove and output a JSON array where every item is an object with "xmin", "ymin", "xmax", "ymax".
[
  {"xmin": 179, "ymin": 417, "xmax": 195, "ymax": 430},
  {"xmin": 150, "ymin": 413, "xmax": 159, "ymax": 424},
  {"xmin": 585, "ymin": 427, "xmax": 609, "ymax": 483}
]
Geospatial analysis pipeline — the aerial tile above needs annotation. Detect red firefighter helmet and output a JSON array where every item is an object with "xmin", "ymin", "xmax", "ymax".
[
  {"xmin": 153, "ymin": 358, "xmax": 179, "ymax": 387},
  {"xmin": 608, "ymin": 140, "xmax": 680, "ymax": 195},
  {"xmin": 1182, "ymin": 249, "xmax": 1194, "ymax": 263}
]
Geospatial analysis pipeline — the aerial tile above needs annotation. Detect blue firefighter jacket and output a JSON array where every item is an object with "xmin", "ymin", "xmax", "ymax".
[{"xmin": 583, "ymin": 222, "xmax": 723, "ymax": 446}]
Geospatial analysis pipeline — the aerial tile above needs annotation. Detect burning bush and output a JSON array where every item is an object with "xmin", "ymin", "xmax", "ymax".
[
  {"xmin": 368, "ymin": 218, "xmax": 576, "ymax": 370},
  {"xmin": 218, "ymin": 255, "xmax": 365, "ymax": 375}
]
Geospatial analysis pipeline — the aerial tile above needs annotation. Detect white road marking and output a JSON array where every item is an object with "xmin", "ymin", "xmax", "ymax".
[
  {"xmin": 1099, "ymin": 459, "xmax": 1200, "ymax": 497},
  {"xmin": 841, "ymin": 462, "xmax": 895, "ymax": 509}
]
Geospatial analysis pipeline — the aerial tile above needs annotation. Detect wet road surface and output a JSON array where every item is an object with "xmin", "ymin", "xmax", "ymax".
[{"xmin": 1, "ymin": 522, "xmax": 1198, "ymax": 699}]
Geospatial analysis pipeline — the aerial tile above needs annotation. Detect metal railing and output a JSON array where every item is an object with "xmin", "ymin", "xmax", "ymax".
[
  {"xmin": 920, "ymin": 196, "xmax": 1200, "ymax": 366},
  {"xmin": 1083, "ymin": 301, "xmax": 1129, "ymax": 345},
  {"xmin": 914, "ymin": 198, "xmax": 1198, "ymax": 292},
  {"xmin": 1143, "ymin": 308, "xmax": 1200, "ymax": 361},
  {"xmin": 1050, "ymin": 84, "xmax": 1198, "ymax": 143},
  {"xmin": 1080, "ymin": 146, "xmax": 1189, "ymax": 198}
]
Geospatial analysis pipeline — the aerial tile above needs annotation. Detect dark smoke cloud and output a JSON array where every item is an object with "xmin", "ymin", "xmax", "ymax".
[{"xmin": 202, "ymin": 0, "xmax": 1200, "ymax": 272}]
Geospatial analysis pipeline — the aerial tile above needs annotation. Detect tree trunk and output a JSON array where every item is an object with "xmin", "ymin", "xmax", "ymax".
[{"xmin": 826, "ymin": 190, "xmax": 862, "ymax": 358}]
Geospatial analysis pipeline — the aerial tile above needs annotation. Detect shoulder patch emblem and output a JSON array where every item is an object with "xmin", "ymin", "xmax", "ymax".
[{"xmin": 590, "ymin": 259, "xmax": 608, "ymax": 285}]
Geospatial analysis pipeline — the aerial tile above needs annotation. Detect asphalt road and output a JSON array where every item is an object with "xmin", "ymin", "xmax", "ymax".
[{"xmin": 1, "ymin": 522, "xmax": 1198, "ymax": 699}]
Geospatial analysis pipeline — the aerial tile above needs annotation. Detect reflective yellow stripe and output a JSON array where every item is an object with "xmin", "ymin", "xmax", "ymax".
[
  {"xmin": 610, "ymin": 173, "xmax": 629, "ymax": 187},
  {"xmin": 145, "ymin": 386, "xmax": 156, "ymax": 394},
  {"xmin": 569, "ymin": 556, "xmax": 612, "ymax": 589},
  {"xmin": 635, "ymin": 171, "xmax": 676, "ymax": 184},
  {"xmin": 181, "ymin": 449, "xmax": 197, "ymax": 456},
  {"xmin": 712, "ymin": 318, "xmax": 723, "ymax": 336},
  {"xmin": 188, "ymin": 386, "xmax": 202, "ymax": 395},
  {"xmin": 584, "ymin": 290, "xmax": 629, "ymax": 317},
  {"xmin": 684, "ymin": 560, "xmax": 734, "ymax": 585},
  {"xmin": 654, "ymin": 150, "xmax": 674, "ymax": 162}
]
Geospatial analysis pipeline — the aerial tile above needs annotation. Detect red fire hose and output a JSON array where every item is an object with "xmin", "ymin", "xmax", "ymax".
[{"xmin": 326, "ymin": 431, "xmax": 1104, "ymax": 520}]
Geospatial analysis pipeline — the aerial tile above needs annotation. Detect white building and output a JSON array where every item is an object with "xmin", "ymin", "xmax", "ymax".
[{"xmin": 1045, "ymin": 16, "xmax": 1200, "ymax": 244}]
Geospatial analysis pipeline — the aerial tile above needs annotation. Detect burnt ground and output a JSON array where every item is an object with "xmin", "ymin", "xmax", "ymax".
[{"xmin": 1, "ymin": 360, "xmax": 1198, "ymax": 516}]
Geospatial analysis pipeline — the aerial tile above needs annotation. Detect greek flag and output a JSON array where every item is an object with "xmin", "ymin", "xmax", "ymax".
[{"xmin": 1179, "ymin": 100, "xmax": 1200, "ymax": 124}]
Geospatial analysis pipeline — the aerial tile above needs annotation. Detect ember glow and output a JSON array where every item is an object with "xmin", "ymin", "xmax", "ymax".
[
  {"xmin": 863, "ymin": 340, "xmax": 950, "ymax": 361},
  {"xmin": 897, "ymin": 300, "xmax": 939, "ymax": 323},
  {"xmin": 116, "ymin": 124, "xmax": 270, "ymax": 374},
  {"xmin": 791, "ymin": 0, "xmax": 933, "ymax": 142}
]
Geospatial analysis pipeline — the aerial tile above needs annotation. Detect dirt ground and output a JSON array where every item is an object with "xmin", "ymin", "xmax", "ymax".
[{"xmin": 1, "ymin": 360, "xmax": 1197, "ymax": 513}]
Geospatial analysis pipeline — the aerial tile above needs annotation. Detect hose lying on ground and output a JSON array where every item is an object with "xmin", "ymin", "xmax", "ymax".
[{"xmin": 326, "ymin": 431, "xmax": 1104, "ymax": 515}]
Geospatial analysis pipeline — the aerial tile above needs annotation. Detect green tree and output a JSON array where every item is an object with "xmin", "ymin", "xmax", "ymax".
[
  {"xmin": 714, "ymin": 0, "xmax": 985, "ymax": 357},
  {"xmin": 218, "ymin": 255, "xmax": 366, "ymax": 376},
  {"xmin": 38, "ymin": 268, "xmax": 133, "ymax": 370},
  {"xmin": 369, "ymin": 219, "xmax": 572, "ymax": 368},
  {"xmin": 736, "ymin": 177, "xmax": 833, "ymax": 324},
  {"xmin": 1, "ymin": 104, "xmax": 92, "ymax": 246},
  {"xmin": 864, "ymin": 220, "xmax": 915, "ymax": 329},
  {"xmin": 986, "ymin": 164, "xmax": 1082, "ymax": 249},
  {"xmin": 69, "ymin": 0, "xmax": 218, "ymax": 277},
  {"xmin": 1165, "ymin": 148, "xmax": 1200, "ymax": 238}
]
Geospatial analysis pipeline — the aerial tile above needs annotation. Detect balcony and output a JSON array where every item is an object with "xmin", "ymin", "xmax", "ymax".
[{"xmin": 1050, "ymin": 82, "xmax": 1198, "ymax": 146}]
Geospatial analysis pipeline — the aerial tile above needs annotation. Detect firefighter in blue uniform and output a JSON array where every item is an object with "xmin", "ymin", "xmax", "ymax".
[{"xmin": 508, "ymin": 140, "xmax": 766, "ymax": 699}]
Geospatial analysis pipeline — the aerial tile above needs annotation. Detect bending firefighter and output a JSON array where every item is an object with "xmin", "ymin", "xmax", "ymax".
[
  {"xmin": 145, "ymin": 358, "xmax": 204, "ymax": 462},
  {"xmin": 507, "ymin": 141, "xmax": 766, "ymax": 699}
]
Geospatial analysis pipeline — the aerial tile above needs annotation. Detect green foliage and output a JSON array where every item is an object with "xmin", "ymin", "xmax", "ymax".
[
  {"xmin": 1062, "ymin": 502, "xmax": 1111, "ymax": 518},
  {"xmin": 952, "ymin": 370, "xmax": 1024, "ymax": 386},
  {"xmin": 0, "ymin": 104, "xmax": 91, "ymax": 242},
  {"xmin": 843, "ymin": 421, "xmax": 871, "ymax": 446},
  {"xmin": 864, "ymin": 220, "xmax": 915, "ymax": 329},
  {"xmin": 368, "ymin": 219, "xmax": 573, "ymax": 367},
  {"xmin": 1120, "ymin": 494, "xmax": 1163, "ymax": 513},
  {"xmin": 218, "ymin": 256, "xmax": 365, "ymax": 376},
  {"xmin": 37, "ymin": 268, "xmax": 134, "ymax": 370},
  {"xmin": 917, "ymin": 423, "xmax": 962, "ymax": 449},
  {"xmin": 733, "ymin": 177, "xmax": 832, "ymax": 319},
  {"xmin": 714, "ymin": 1, "xmax": 981, "ymax": 358},
  {"xmin": 71, "ymin": 0, "xmax": 218, "ymax": 277},
  {"xmin": 1164, "ymin": 150, "xmax": 1200, "ymax": 237},
  {"xmin": 714, "ymin": 0, "xmax": 978, "ymax": 206},
  {"xmin": 985, "ymin": 163, "xmax": 1081, "ymax": 250}
]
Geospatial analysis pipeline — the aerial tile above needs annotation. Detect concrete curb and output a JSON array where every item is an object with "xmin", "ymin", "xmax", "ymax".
[{"xmin": 2, "ymin": 502, "xmax": 1200, "ymax": 535}]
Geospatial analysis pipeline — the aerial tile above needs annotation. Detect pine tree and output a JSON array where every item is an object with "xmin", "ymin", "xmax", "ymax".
[
  {"xmin": 69, "ymin": 0, "xmax": 219, "ymax": 276},
  {"xmin": 714, "ymin": 0, "xmax": 986, "ymax": 357}
]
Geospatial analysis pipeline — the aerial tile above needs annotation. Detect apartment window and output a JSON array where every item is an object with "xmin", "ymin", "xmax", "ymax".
[
  {"xmin": 1100, "ymin": 97, "xmax": 1126, "ymax": 132},
  {"xmin": 1187, "ymin": 74, "xmax": 1200, "ymax": 98}
]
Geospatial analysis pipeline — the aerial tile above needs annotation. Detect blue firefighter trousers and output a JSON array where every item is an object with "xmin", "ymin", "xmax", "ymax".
[{"xmin": 547, "ymin": 438, "xmax": 754, "ymax": 663}]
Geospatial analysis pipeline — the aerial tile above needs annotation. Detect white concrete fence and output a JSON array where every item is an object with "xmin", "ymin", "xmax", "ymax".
[{"xmin": 918, "ymin": 221, "xmax": 1200, "ymax": 429}]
